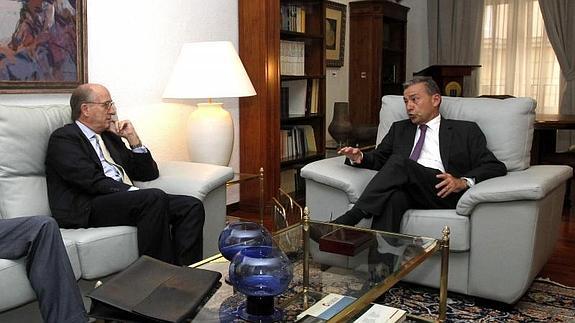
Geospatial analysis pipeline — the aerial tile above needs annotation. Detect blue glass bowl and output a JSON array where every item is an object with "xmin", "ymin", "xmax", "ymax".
[
  {"xmin": 229, "ymin": 245, "xmax": 293, "ymax": 321},
  {"xmin": 218, "ymin": 221, "xmax": 273, "ymax": 261}
]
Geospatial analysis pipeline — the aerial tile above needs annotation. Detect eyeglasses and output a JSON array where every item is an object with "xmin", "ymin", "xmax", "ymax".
[{"xmin": 84, "ymin": 100, "xmax": 115, "ymax": 110}]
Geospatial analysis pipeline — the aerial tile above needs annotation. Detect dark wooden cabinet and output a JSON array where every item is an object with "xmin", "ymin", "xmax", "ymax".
[
  {"xmin": 238, "ymin": 0, "xmax": 326, "ymax": 205},
  {"xmin": 349, "ymin": 0, "xmax": 409, "ymax": 127}
]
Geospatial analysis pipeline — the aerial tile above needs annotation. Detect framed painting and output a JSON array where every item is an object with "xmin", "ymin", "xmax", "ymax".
[
  {"xmin": 0, "ymin": 0, "xmax": 87, "ymax": 93},
  {"xmin": 325, "ymin": 1, "xmax": 346, "ymax": 68}
]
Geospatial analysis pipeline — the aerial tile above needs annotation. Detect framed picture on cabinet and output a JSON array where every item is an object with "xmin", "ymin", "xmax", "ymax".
[
  {"xmin": 325, "ymin": 1, "xmax": 346, "ymax": 67},
  {"xmin": 0, "ymin": 0, "xmax": 88, "ymax": 93}
]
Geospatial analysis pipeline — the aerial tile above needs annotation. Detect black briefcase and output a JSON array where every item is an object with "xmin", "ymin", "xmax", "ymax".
[{"xmin": 87, "ymin": 255, "xmax": 222, "ymax": 323}]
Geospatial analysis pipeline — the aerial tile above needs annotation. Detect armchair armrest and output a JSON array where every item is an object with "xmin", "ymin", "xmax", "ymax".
[
  {"xmin": 457, "ymin": 165, "xmax": 572, "ymax": 215},
  {"xmin": 134, "ymin": 161, "xmax": 234, "ymax": 200},
  {"xmin": 301, "ymin": 156, "xmax": 377, "ymax": 203}
]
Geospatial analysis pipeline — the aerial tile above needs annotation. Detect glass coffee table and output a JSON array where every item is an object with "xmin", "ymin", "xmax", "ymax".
[{"xmin": 191, "ymin": 210, "xmax": 450, "ymax": 322}]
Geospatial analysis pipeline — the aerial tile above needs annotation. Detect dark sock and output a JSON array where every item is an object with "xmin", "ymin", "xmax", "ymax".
[{"xmin": 332, "ymin": 207, "xmax": 369, "ymax": 226}]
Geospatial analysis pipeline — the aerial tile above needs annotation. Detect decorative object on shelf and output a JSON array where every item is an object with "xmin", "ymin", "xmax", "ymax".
[
  {"xmin": 0, "ymin": 0, "xmax": 87, "ymax": 93},
  {"xmin": 325, "ymin": 1, "xmax": 347, "ymax": 67},
  {"xmin": 229, "ymin": 245, "xmax": 293, "ymax": 322},
  {"xmin": 163, "ymin": 41, "xmax": 256, "ymax": 166},
  {"xmin": 218, "ymin": 221, "xmax": 273, "ymax": 262},
  {"xmin": 328, "ymin": 102, "xmax": 353, "ymax": 147}
]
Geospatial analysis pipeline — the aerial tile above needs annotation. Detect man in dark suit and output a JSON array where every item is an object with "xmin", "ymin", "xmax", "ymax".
[
  {"xmin": 45, "ymin": 83, "xmax": 205, "ymax": 265},
  {"xmin": 0, "ymin": 216, "xmax": 87, "ymax": 323},
  {"xmin": 334, "ymin": 77, "xmax": 507, "ymax": 232}
]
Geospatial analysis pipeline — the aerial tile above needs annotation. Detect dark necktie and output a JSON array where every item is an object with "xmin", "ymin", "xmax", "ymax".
[{"xmin": 409, "ymin": 124, "xmax": 428, "ymax": 161}]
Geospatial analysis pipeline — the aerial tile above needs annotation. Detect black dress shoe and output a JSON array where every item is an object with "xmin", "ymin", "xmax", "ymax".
[{"xmin": 331, "ymin": 207, "xmax": 367, "ymax": 226}]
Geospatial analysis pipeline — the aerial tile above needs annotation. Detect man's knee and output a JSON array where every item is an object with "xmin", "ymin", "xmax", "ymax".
[{"xmin": 27, "ymin": 216, "xmax": 58, "ymax": 231}]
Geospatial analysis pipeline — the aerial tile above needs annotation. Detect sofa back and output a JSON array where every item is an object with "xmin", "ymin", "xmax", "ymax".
[
  {"xmin": 377, "ymin": 96, "xmax": 536, "ymax": 172},
  {"xmin": 0, "ymin": 104, "xmax": 71, "ymax": 219}
]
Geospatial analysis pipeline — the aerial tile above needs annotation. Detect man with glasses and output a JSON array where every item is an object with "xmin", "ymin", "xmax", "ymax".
[{"xmin": 45, "ymin": 83, "xmax": 205, "ymax": 265}]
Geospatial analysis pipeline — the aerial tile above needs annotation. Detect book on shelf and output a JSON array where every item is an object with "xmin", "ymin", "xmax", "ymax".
[
  {"xmin": 296, "ymin": 293, "xmax": 406, "ymax": 322},
  {"xmin": 283, "ymin": 79, "xmax": 307, "ymax": 116},
  {"xmin": 280, "ymin": 125, "xmax": 317, "ymax": 158},
  {"xmin": 280, "ymin": 4, "xmax": 306, "ymax": 33},
  {"xmin": 280, "ymin": 168, "xmax": 304, "ymax": 196},
  {"xmin": 280, "ymin": 87, "xmax": 290, "ymax": 118},
  {"xmin": 280, "ymin": 40, "xmax": 305, "ymax": 76}
]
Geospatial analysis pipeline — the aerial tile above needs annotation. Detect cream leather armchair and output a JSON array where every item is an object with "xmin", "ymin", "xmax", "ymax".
[{"xmin": 301, "ymin": 95, "xmax": 572, "ymax": 304}]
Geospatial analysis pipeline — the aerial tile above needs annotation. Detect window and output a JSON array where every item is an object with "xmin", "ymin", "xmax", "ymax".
[{"xmin": 479, "ymin": 0, "xmax": 561, "ymax": 113}]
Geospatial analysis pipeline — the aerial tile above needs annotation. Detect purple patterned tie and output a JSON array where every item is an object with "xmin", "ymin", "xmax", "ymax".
[{"xmin": 409, "ymin": 124, "xmax": 428, "ymax": 161}]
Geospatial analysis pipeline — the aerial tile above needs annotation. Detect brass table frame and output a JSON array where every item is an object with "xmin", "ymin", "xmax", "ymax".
[{"xmin": 273, "ymin": 197, "xmax": 450, "ymax": 322}]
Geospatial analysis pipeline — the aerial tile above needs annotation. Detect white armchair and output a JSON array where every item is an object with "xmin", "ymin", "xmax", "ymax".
[{"xmin": 301, "ymin": 95, "xmax": 572, "ymax": 304}]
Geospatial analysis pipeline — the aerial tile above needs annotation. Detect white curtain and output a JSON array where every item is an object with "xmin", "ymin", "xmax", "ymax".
[
  {"xmin": 539, "ymin": 0, "xmax": 575, "ymax": 151},
  {"xmin": 479, "ymin": 0, "xmax": 561, "ymax": 114},
  {"xmin": 428, "ymin": 0, "xmax": 484, "ymax": 96}
]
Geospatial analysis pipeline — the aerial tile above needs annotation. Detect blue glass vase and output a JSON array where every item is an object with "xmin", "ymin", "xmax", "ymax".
[
  {"xmin": 229, "ymin": 245, "xmax": 293, "ymax": 322},
  {"xmin": 218, "ymin": 221, "xmax": 273, "ymax": 262}
]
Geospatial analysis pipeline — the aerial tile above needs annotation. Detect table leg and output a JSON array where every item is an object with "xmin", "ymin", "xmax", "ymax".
[
  {"xmin": 259, "ymin": 167, "xmax": 264, "ymax": 226},
  {"xmin": 439, "ymin": 226, "xmax": 450, "ymax": 322}
]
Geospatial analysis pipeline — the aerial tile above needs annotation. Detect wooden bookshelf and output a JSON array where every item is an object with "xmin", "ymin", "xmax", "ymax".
[
  {"xmin": 349, "ymin": 0, "xmax": 409, "ymax": 127},
  {"xmin": 239, "ymin": 0, "xmax": 326, "ymax": 206}
]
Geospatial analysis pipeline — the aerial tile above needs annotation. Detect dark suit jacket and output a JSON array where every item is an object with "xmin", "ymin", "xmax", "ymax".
[
  {"xmin": 348, "ymin": 118, "xmax": 507, "ymax": 183},
  {"xmin": 45, "ymin": 123, "xmax": 159, "ymax": 228}
]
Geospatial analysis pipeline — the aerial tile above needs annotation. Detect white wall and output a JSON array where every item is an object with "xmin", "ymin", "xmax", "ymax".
[
  {"xmin": 325, "ymin": 0, "xmax": 428, "ymax": 141},
  {"xmin": 0, "ymin": 0, "xmax": 240, "ymax": 201}
]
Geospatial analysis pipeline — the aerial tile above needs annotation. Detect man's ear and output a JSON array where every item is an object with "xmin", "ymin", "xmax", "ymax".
[
  {"xmin": 432, "ymin": 93, "xmax": 442, "ymax": 108},
  {"xmin": 80, "ymin": 103, "xmax": 90, "ymax": 117}
]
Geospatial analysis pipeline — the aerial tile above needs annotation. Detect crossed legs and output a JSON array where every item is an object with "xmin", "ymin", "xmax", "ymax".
[{"xmin": 334, "ymin": 155, "xmax": 462, "ymax": 232}]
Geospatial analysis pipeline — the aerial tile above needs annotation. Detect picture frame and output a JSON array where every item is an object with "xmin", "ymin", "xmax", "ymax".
[
  {"xmin": 0, "ymin": 0, "xmax": 88, "ymax": 93},
  {"xmin": 325, "ymin": 1, "xmax": 346, "ymax": 68}
]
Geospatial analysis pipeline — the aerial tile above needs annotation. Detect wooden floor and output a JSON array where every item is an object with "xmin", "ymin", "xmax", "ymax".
[
  {"xmin": 232, "ymin": 203, "xmax": 575, "ymax": 287},
  {"xmin": 538, "ymin": 204, "xmax": 575, "ymax": 286}
]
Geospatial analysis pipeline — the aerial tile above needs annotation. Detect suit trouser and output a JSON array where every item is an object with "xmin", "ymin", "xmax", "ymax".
[
  {"xmin": 0, "ymin": 216, "xmax": 87, "ymax": 323},
  {"xmin": 356, "ymin": 155, "xmax": 463, "ymax": 232},
  {"xmin": 89, "ymin": 188, "xmax": 205, "ymax": 265}
]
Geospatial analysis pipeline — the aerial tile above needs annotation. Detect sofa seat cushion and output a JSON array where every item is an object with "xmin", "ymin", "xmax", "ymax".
[
  {"xmin": 0, "ymin": 238, "xmax": 81, "ymax": 312},
  {"xmin": 61, "ymin": 226, "xmax": 138, "ymax": 279},
  {"xmin": 401, "ymin": 209, "xmax": 470, "ymax": 252},
  {"xmin": 0, "ymin": 259, "xmax": 34, "ymax": 312}
]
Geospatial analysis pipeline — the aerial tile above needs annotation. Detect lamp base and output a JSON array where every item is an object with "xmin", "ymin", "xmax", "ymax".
[
  {"xmin": 237, "ymin": 296, "xmax": 283, "ymax": 322},
  {"xmin": 187, "ymin": 102, "xmax": 233, "ymax": 166}
]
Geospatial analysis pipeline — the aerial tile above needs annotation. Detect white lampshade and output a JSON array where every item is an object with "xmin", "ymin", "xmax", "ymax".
[
  {"xmin": 163, "ymin": 41, "xmax": 256, "ymax": 166},
  {"xmin": 163, "ymin": 41, "xmax": 256, "ymax": 99}
]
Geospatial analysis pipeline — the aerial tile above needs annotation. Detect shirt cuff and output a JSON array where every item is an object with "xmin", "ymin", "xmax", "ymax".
[
  {"xmin": 462, "ymin": 177, "xmax": 475, "ymax": 188},
  {"xmin": 131, "ymin": 145, "xmax": 148, "ymax": 153},
  {"xmin": 128, "ymin": 186, "xmax": 140, "ymax": 191},
  {"xmin": 349, "ymin": 151, "xmax": 364, "ymax": 165}
]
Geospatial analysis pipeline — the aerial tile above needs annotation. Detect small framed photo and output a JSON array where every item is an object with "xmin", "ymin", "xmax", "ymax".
[
  {"xmin": 325, "ymin": 1, "xmax": 346, "ymax": 68},
  {"xmin": 0, "ymin": 0, "xmax": 88, "ymax": 93}
]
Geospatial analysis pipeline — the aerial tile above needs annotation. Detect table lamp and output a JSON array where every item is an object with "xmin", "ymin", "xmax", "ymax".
[{"xmin": 163, "ymin": 41, "xmax": 256, "ymax": 165}]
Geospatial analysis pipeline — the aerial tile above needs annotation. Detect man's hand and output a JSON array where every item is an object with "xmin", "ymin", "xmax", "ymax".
[
  {"xmin": 109, "ymin": 120, "xmax": 141, "ymax": 147},
  {"xmin": 338, "ymin": 146, "xmax": 363, "ymax": 164},
  {"xmin": 435, "ymin": 172, "xmax": 468, "ymax": 198}
]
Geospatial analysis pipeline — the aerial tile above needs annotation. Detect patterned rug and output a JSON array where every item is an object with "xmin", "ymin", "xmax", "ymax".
[{"xmin": 379, "ymin": 278, "xmax": 575, "ymax": 322}]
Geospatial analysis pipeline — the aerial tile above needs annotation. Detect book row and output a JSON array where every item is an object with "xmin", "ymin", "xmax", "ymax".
[
  {"xmin": 280, "ymin": 125, "xmax": 317, "ymax": 160},
  {"xmin": 280, "ymin": 4, "xmax": 306, "ymax": 33},
  {"xmin": 280, "ymin": 40, "xmax": 305, "ymax": 76}
]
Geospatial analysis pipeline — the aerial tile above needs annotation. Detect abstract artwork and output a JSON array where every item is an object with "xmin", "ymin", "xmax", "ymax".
[{"xmin": 0, "ymin": 0, "xmax": 87, "ymax": 93}]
